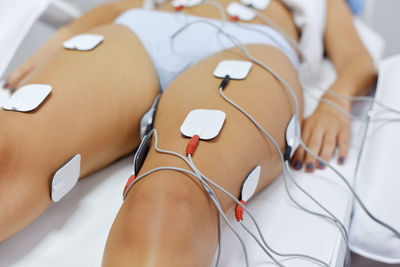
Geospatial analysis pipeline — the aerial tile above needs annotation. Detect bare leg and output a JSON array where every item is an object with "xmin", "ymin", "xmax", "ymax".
[
  {"xmin": 103, "ymin": 45, "xmax": 303, "ymax": 266},
  {"xmin": 0, "ymin": 24, "xmax": 159, "ymax": 241}
]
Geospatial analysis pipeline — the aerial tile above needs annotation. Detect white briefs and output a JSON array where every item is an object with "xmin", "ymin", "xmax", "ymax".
[{"xmin": 115, "ymin": 8, "xmax": 300, "ymax": 91}]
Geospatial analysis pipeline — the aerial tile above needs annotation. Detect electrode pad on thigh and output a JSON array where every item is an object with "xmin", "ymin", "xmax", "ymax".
[
  {"xmin": 284, "ymin": 115, "xmax": 298, "ymax": 160},
  {"xmin": 2, "ymin": 84, "xmax": 52, "ymax": 112},
  {"xmin": 63, "ymin": 34, "xmax": 104, "ymax": 51},
  {"xmin": 51, "ymin": 154, "xmax": 81, "ymax": 202},
  {"xmin": 240, "ymin": 0, "xmax": 271, "ymax": 10},
  {"xmin": 180, "ymin": 109, "xmax": 226, "ymax": 140},
  {"xmin": 172, "ymin": 0, "xmax": 203, "ymax": 8},
  {"xmin": 214, "ymin": 60, "xmax": 252, "ymax": 79},
  {"xmin": 240, "ymin": 166, "xmax": 261, "ymax": 202},
  {"xmin": 226, "ymin": 2, "xmax": 256, "ymax": 21}
]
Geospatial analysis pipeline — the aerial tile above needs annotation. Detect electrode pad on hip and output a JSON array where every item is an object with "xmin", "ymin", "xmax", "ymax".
[
  {"xmin": 2, "ymin": 84, "xmax": 52, "ymax": 112},
  {"xmin": 172, "ymin": 0, "xmax": 203, "ymax": 8},
  {"xmin": 240, "ymin": 0, "xmax": 271, "ymax": 10},
  {"xmin": 51, "ymin": 154, "xmax": 81, "ymax": 202},
  {"xmin": 180, "ymin": 109, "xmax": 226, "ymax": 140},
  {"xmin": 63, "ymin": 34, "xmax": 104, "ymax": 51},
  {"xmin": 226, "ymin": 2, "xmax": 256, "ymax": 21}
]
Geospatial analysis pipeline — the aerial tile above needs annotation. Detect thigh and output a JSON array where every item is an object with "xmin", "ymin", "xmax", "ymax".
[
  {"xmin": 0, "ymin": 24, "xmax": 159, "ymax": 241},
  {"xmin": 138, "ymin": 44, "xmax": 303, "ymax": 211}
]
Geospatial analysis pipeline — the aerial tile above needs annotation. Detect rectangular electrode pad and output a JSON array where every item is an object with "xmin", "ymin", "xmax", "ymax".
[
  {"xmin": 214, "ymin": 60, "xmax": 252, "ymax": 79},
  {"xmin": 240, "ymin": 0, "xmax": 271, "ymax": 10},
  {"xmin": 240, "ymin": 166, "xmax": 261, "ymax": 202},
  {"xmin": 2, "ymin": 84, "xmax": 52, "ymax": 112},
  {"xmin": 63, "ymin": 34, "xmax": 104, "ymax": 51},
  {"xmin": 180, "ymin": 109, "xmax": 226, "ymax": 140},
  {"xmin": 226, "ymin": 2, "xmax": 256, "ymax": 21},
  {"xmin": 51, "ymin": 154, "xmax": 81, "ymax": 202},
  {"xmin": 172, "ymin": 0, "xmax": 202, "ymax": 7},
  {"xmin": 285, "ymin": 115, "xmax": 299, "ymax": 157}
]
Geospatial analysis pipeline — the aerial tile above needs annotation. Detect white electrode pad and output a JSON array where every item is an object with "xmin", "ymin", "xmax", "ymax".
[
  {"xmin": 63, "ymin": 34, "xmax": 104, "ymax": 51},
  {"xmin": 180, "ymin": 109, "xmax": 226, "ymax": 140},
  {"xmin": 226, "ymin": 2, "xmax": 256, "ymax": 21},
  {"xmin": 213, "ymin": 60, "xmax": 253, "ymax": 80},
  {"xmin": 240, "ymin": 0, "xmax": 271, "ymax": 10},
  {"xmin": 285, "ymin": 115, "xmax": 299, "ymax": 156},
  {"xmin": 51, "ymin": 154, "xmax": 81, "ymax": 202},
  {"xmin": 240, "ymin": 166, "xmax": 261, "ymax": 201},
  {"xmin": 2, "ymin": 84, "xmax": 52, "ymax": 112},
  {"xmin": 172, "ymin": 0, "xmax": 202, "ymax": 8}
]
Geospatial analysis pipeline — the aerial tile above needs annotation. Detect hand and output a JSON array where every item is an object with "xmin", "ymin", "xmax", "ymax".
[
  {"xmin": 3, "ymin": 28, "xmax": 70, "ymax": 90},
  {"xmin": 291, "ymin": 95, "xmax": 351, "ymax": 172}
]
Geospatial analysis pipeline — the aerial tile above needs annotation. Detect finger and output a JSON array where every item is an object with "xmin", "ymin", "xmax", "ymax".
[
  {"xmin": 337, "ymin": 126, "xmax": 350, "ymax": 165},
  {"xmin": 6, "ymin": 62, "xmax": 34, "ymax": 89},
  {"xmin": 291, "ymin": 120, "xmax": 312, "ymax": 170},
  {"xmin": 317, "ymin": 129, "xmax": 337, "ymax": 169},
  {"xmin": 304, "ymin": 126, "xmax": 325, "ymax": 173}
]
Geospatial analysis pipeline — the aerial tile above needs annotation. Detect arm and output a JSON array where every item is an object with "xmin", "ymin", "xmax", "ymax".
[
  {"xmin": 5, "ymin": 0, "xmax": 142, "ymax": 89},
  {"xmin": 291, "ymin": 0, "xmax": 377, "ymax": 172}
]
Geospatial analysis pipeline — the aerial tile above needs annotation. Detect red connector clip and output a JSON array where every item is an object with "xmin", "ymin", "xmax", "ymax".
[
  {"xmin": 175, "ymin": 5, "xmax": 184, "ymax": 11},
  {"xmin": 123, "ymin": 174, "xmax": 137, "ymax": 196},
  {"xmin": 230, "ymin": 15, "xmax": 239, "ymax": 21},
  {"xmin": 235, "ymin": 200, "xmax": 246, "ymax": 221},
  {"xmin": 186, "ymin": 135, "xmax": 200, "ymax": 156}
]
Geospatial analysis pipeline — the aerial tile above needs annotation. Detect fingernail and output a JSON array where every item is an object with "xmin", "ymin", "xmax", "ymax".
[
  {"xmin": 318, "ymin": 161, "xmax": 325, "ymax": 169},
  {"xmin": 10, "ymin": 88, "xmax": 16, "ymax": 94},
  {"xmin": 3, "ymin": 82, "xmax": 9, "ymax": 89},
  {"xmin": 294, "ymin": 160, "xmax": 302, "ymax": 170},
  {"xmin": 306, "ymin": 163, "xmax": 314, "ymax": 172},
  {"xmin": 339, "ymin": 156, "xmax": 345, "ymax": 165}
]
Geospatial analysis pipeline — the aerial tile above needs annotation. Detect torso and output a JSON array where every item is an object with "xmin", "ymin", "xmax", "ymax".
[{"xmin": 155, "ymin": 0, "xmax": 299, "ymax": 42}]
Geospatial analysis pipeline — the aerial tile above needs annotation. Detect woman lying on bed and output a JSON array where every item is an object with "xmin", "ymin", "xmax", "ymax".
[{"xmin": 1, "ymin": 0, "xmax": 375, "ymax": 265}]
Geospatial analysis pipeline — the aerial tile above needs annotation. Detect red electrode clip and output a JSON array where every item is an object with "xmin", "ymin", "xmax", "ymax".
[
  {"xmin": 230, "ymin": 15, "xmax": 239, "ymax": 21},
  {"xmin": 186, "ymin": 134, "xmax": 200, "ymax": 156},
  {"xmin": 123, "ymin": 174, "xmax": 137, "ymax": 196},
  {"xmin": 235, "ymin": 200, "xmax": 246, "ymax": 221},
  {"xmin": 175, "ymin": 5, "xmax": 184, "ymax": 11}
]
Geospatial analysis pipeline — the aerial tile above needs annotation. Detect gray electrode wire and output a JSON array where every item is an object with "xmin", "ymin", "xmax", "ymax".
[
  {"xmin": 176, "ymin": 19, "xmax": 400, "ymax": 239},
  {"xmin": 305, "ymin": 90, "xmax": 400, "ymax": 123},
  {"xmin": 316, "ymin": 87, "xmax": 400, "ymax": 116},
  {"xmin": 253, "ymin": 10, "xmax": 302, "ymax": 56},
  {"xmin": 129, "ymin": 129, "xmax": 252, "ymax": 267},
  {"xmin": 170, "ymin": 16, "xmax": 400, "ymax": 263},
  {"xmin": 203, "ymin": 0, "xmax": 227, "ymax": 25}
]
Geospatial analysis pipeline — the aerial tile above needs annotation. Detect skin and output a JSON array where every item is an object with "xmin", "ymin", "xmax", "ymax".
[{"xmin": 1, "ymin": 0, "xmax": 376, "ymax": 265}]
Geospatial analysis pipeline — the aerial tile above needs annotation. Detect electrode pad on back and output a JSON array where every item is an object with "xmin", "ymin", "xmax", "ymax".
[
  {"xmin": 240, "ymin": 0, "xmax": 271, "ymax": 10},
  {"xmin": 214, "ymin": 60, "xmax": 252, "ymax": 79},
  {"xmin": 240, "ymin": 166, "xmax": 261, "ymax": 201},
  {"xmin": 226, "ymin": 2, "xmax": 256, "ymax": 21},
  {"xmin": 2, "ymin": 84, "xmax": 52, "ymax": 112},
  {"xmin": 63, "ymin": 34, "xmax": 104, "ymax": 51},
  {"xmin": 51, "ymin": 154, "xmax": 81, "ymax": 202},
  {"xmin": 172, "ymin": 0, "xmax": 202, "ymax": 8},
  {"xmin": 180, "ymin": 109, "xmax": 226, "ymax": 140}
]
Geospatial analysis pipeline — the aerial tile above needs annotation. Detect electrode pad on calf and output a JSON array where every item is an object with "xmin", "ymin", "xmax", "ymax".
[
  {"xmin": 2, "ymin": 84, "xmax": 52, "ymax": 112},
  {"xmin": 235, "ymin": 166, "xmax": 261, "ymax": 221},
  {"xmin": 284, "ymin": 115, "xmax": 298, "ymax": 161},
  {"xmin": 180, "ymin": 109, "xmax": 226, "ymax": 140},
  {"xmin": 226, "ymin": 2, "xmax": 256, "ymax": 21},
  {"xmin": 240, "ymin": 0, "xmax": 271, "ymax": 10},
  {"xmin": 214, "ymin": 60, "xmax": 252, "ymax": 80},
  {"xmin": 63, "ymin": 34, "xmax": 104, "ymax": 51},
  {"xmin": 51, "ymin": 154, "xmax": 81, "ymax": 202}
]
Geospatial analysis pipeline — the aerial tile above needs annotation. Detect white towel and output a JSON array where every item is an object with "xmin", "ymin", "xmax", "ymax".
[
  {"xmin": 280, "ymin": 0, "xmax": 327, "ymax": 85},
  {"xmin": 0, "ymin": 0, "xmax": 50, "ymax": 78}
]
